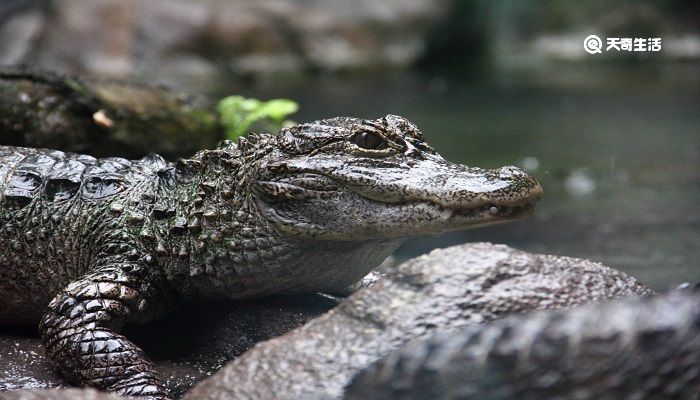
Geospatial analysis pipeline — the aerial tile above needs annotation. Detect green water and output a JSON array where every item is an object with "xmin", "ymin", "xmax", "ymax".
[{"xmin": 217, "ymin": 64, "xmax": 700, "ymax": 290}]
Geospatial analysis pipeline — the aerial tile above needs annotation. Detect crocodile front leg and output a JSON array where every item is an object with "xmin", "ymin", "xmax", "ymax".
[{"xmin": 39, "ymin": 263, "xmax": 175, "ymax": 399}]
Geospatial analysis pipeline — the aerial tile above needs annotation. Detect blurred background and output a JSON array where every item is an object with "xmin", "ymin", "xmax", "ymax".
[{"xmin": 1, "ymin": 0, "xmax": 698, "ymax": 290}]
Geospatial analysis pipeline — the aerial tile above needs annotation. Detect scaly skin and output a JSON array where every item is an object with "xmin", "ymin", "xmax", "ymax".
[
  {"xmin": 0, "ymin": 115, "xmax": 542, "ymax": 399},
  {"xmin": 345, "ymin": 289, "xmax": 699, "ymax": 400}
]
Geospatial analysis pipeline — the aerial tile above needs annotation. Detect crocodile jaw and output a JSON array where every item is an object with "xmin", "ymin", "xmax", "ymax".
[{"xmin": 256, "ymin": 156, "xmax": 542, "ymax": 241}]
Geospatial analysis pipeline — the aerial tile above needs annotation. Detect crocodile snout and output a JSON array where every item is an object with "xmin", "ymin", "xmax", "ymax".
[
  {"xmin": 496, "ymin": 165, "xmax": 528, "ymax": 179},
  {"xmin": 493, "ymin": 165, "xmax": 544, "ymax": 204}
]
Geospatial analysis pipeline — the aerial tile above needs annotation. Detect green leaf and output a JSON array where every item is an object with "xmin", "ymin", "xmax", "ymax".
[
  {"xmin": 217, "ymin": 95, "xmax": 300, "ymax": 140},
  {"xmin": 258, "ymin": 99, "xmax": 299, "ymax": 121}
]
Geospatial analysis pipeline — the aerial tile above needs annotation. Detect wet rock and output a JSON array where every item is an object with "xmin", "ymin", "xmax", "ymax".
[
  {"xmin": 1, "ymin": 0, "xmax": 447, "ymax": 85},
  {"xmin": 0, "ymin": 294, "xmax": 338, "ymax": 398},
  {"xmin": 0, "ymin": 68, "xmax": 222, "ymax": 159},
  {"xmin": 345, "ymin": 289, "xmax": 700, "ymax": 400},
  {"xmin": 184, "ymin": 243, "xmax": 653, "ymax": 400},
  {"xmin": 0, "ymin": 332, "xmax": 62, "ymax": 392}
]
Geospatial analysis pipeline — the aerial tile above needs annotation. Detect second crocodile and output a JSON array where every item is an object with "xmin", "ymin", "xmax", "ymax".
[{"xmin": 0, "ymin": 115, "xmax": 542, "ymax": 399}]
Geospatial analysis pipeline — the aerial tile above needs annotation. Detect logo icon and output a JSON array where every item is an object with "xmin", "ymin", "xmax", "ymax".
[{"xmin": 584, "ymin": 35, "xmax": 603, "ymax": 54}]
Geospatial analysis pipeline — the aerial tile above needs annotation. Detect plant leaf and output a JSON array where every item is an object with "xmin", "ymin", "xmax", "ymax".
[{"xmin": 217, "ymin": 95, "xmax": 299, "ymax": 140}]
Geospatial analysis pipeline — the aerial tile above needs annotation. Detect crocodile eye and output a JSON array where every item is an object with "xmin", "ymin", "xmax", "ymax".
[{"xmin": 352, "ymin": 131, "xmax": 388, "ymax": 150}]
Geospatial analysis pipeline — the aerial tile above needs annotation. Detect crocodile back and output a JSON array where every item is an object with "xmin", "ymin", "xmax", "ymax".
[{"xmin": 0, "ymin": 146, "xmax": 166, "ymax": 324}]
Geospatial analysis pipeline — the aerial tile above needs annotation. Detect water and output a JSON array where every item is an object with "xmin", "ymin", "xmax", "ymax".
[{"xmin": 215, "ymin": 64, "xmax": 700, "ymax": 291}]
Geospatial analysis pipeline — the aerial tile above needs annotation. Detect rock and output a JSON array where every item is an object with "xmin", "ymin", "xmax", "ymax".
[
  {"xmin": 183, "ymin": 243, "xmax": 653, "ymax": 400},
  {"xmin": 0, "ymin": 68, "xmax": 222, "ymax": 159},
  {"xmin": 0, "ymin": 332, "xmax": 62, "ymax": 392},
  {"xmin": 0, "ymin": 0, "xmax": 448, "ymax": 86},
  {"xmin": 0, "ymin": 294, "xmax": 338, "ymax": 398},
  {"xmin": 345, "ymin": 289, "xmax": 700, "ymax": 400}
]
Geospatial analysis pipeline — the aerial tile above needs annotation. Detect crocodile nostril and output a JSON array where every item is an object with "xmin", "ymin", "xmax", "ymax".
[{"xmin": 497, "ymin": 165, "xmax": 530, "ymax": 179}]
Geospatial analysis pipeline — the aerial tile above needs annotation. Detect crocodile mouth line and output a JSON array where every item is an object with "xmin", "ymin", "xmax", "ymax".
[
  {"xmin": 265, "ymin": 173, "xmax": 538, "ymax": 222},
  {"xmin": 344, "ymin": 182, "xmax": 538, "ymax": 222},
  {"xmin": 448, "ymin": 202, "xmax": 535, "ymax": 220}
]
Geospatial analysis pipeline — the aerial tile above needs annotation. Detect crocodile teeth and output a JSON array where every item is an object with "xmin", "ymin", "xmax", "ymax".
[{"xmin": 441, "ymin": 209, "xmax": 454, "ymax": 219}]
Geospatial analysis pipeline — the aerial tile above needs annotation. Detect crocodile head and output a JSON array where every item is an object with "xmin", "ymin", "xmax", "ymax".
[
  {"xmin": 181, "ymin": 114, "xmax": 543, "ymax": 297},
  {"xmin": 254, "ymin": 115, "xmax": 542, "ymax": 241}
]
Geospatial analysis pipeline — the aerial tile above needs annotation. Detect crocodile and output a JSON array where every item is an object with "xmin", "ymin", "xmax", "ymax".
[
  {"xmin": 0, "ymin": 115, "xmax": 542, "ymax": 399},
  {"xmin": 344, "ymin": 288, "xmax": 698, "ymax": 400}
]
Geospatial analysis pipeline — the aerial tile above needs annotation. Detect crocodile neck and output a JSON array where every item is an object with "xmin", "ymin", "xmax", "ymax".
[{"xmin": 150, "ymin": 146, "xmax": 401, "ymax": 300}]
